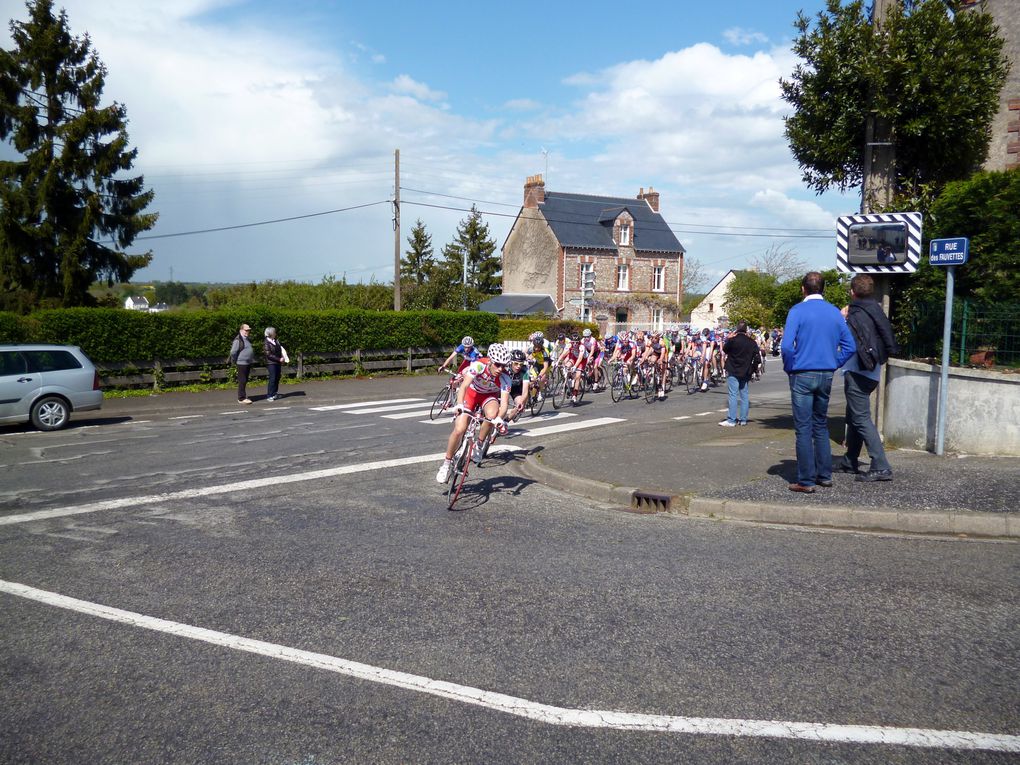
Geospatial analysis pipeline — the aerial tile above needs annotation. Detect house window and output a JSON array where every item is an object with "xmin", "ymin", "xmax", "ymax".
[
  {"xmin": 581, "ymin": 305, "xmax": 592, "ymax": 322},
  {"xmin": 579, "ymin": 262, "xmax": 594, "ymax": 288},
  {"xmin": 709, "ymin": 303, "xmax": 714, "ymax": 312},
  {"xmin": 615, "ymin": 309, "xmax": 628, "ymax": 324},
  {"xmin": 616, "ymin": 264, "xmax": 629, "ymax": 291},
  {"xmin": 620, "ymin": 224, "xmax": 631, "ymax": 246},
  {"xmin": 652, "ymin": 266, "xmax": 664, "ymax": 292},
  {"xmin": 652, "ymin": 308, "xmax": 663, "ymax": 331}
]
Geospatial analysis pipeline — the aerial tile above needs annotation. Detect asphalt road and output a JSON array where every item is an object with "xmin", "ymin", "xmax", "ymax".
[{"xmin": 1, "ymin": 374, "xmax": 1018, "ymax": 764}]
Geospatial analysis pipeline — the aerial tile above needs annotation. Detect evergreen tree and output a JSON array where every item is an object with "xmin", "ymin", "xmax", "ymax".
[
  {"xmin": 0, "ymin": 0, "xmax": 157, "ymax": 310},
  {"xmin": 401, "ymin": 218, "xmax": 434, "ymax": 283},
  {"xmin": 441, "ymin": 205, "xmax": 501, "ymax": 295},
  {"xmin": 780, "ymin": 0, "xmax": 1008, "ymax": 198}
]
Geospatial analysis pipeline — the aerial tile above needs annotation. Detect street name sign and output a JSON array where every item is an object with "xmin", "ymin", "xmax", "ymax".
[{"xmin": 929, "ymin": 237, "xmax": 969, "ymax": 266}]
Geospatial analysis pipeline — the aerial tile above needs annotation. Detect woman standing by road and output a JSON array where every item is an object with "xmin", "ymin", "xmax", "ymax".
[{"xmin": 264, "ymin": 327, "xmax": 285, "ymax": 401}]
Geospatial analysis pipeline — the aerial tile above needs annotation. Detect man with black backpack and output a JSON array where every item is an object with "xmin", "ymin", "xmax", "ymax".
[{"xmin": 839, "ymin": 274, "xmax": 900, "ymax": 482}]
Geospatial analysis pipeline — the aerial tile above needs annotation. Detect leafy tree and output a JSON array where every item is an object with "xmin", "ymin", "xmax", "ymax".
[
  {"xmin": 401, "ymin": 218, "xmax": 435, "ymax": 284},
  {"xmin": 770, "ymin": 269, "xmax": 851, "ymax": 328},
  {"xmin": 0, "ymin": 0, "xmax": 157, "ymax": 311},
  {"xmin": 724, "ymin": 271, "xmax": 779, "ymax": 328},
  {"xmin": 892, "ymin": 168, "xmax": 1020, "ymax": 325},
  {"xmin": 154, "ymin": 280, "xmax": 189, "ymax": 306},
  {"xmin": 780, "ymin": 0, "xmax": 1008, "ymax": 198},
  {"xmin": 441, "ymin": 205, "xmax": 500, "ymax": 295}
]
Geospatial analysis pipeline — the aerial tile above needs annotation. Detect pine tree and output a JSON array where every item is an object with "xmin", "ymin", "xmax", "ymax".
[
  {"xmin": 0, "ymin": 0, "xmax": 157, "ymax": 310},
  {"xmin": 441, "ymin": 205, "xmax": 500, "ymax": 295},
  {"xmin": 401, "ymin": 218, "xmax": 434, "ymax": 283}
]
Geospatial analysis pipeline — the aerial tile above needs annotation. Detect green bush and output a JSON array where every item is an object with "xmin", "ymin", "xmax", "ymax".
[{"xmin": 0, "ymin": 308, "xmax": 498, "ymax": 361}]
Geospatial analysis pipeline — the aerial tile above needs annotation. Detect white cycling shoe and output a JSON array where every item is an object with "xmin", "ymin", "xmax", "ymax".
[{"xmin": 436, "ymin": 461, "xmax": 452, "ymax": 483}]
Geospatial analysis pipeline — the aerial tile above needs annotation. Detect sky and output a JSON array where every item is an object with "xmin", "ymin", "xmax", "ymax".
[{"xmin": 1, "ymin": 0, "xmax": 859, "ymax": 291}]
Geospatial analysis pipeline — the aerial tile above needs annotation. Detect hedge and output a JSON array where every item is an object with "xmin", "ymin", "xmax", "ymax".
[{"xmin": 0, "ymin": 308, "xmax": 499, "ymax": 362}]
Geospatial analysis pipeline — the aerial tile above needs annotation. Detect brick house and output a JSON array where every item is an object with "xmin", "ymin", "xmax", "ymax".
[{"xmin": 501, "ymin": 175, "xmax": 686, "ymax": 336}]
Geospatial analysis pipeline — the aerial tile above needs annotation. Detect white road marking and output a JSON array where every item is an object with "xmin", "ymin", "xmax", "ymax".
[
  {"xmin": 522, "ymin": 417, "xmax": 625, "ymax": 437},
  {"xmin": 382, "ymin": 409, "xmax": 436, "ymax": 420},
  {"xmin": 0, "ymin": 448, "xmax": 518, "ymax": 527},
  {"xmin": 673, "ymin": 416, "xmax": 691, "ymax": 421},
  {"xmin": 344, "ymin": 402, "xmax": 435, "ymax": 414},
  {"xmin": 169, "ymin": 415, "xmax": 204, "ymax": 421},
  {"xmin": 310, "ymin": 398, "xmax": 425, "ymax": 412},
  {"xmin": 1, "ymin": 578, "xmax": 1015, "ymax": 753},
  {"xmin": 695, "ymin": 411, "xmax": 714, "ymax": 417}
]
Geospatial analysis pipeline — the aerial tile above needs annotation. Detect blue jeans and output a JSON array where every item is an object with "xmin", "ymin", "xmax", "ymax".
[
  {"xmin": 842, "ymin": 371, "xmax": 890, "ymax": 472},
  {"xmin": 788, "ymin": 371, "xmax": 834, "ymax": 486},
  {"xmin": 726, "ymin": 374, "xmax": 749, "ymax": 423}
]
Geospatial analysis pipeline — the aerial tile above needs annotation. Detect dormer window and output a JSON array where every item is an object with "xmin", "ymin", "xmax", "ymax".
[{"xmin": 620, "ymin": 223, "xmax": 631, "ymax": 246}]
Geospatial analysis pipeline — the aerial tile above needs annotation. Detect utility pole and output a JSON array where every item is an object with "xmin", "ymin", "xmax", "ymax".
[
  {"xmin": 862, "ymin": 0, "xmax": 897, "ymax": 433},
  {"xmin": 393, "ymin": 149, "xmax": 401, "ymax": 311}
]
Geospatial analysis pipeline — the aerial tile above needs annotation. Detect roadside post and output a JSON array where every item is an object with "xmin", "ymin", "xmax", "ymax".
[{"xmin": 929, "ymin": 237, "xmax": 969, "ymax": 456}]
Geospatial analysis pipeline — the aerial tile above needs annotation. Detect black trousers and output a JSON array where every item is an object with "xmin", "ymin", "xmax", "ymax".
[
  {"xmin": 841, "ymin": 371, "xmax": 890, "ymax": 472},
  {"xmin": 267, "ymin": 363, "xmax": 281, "ymax": 398},
  {"xmin": 237, "ymin": 364, "xmax": 251, "ymax": 400}
]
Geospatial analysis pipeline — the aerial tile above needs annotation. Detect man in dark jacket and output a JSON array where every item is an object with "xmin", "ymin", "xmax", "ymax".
[
  {"xmin": 839, "ymin": 274, "xmax": 901, "ymax": 482},
  {"xmin": 719, "ymin": 321, "xmax": 760, "ymax": 426}
]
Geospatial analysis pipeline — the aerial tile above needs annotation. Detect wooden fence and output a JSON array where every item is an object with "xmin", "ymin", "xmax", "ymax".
[{"xmin": 97, "ymin": 347, "xmax": 448, "ymax": 390}]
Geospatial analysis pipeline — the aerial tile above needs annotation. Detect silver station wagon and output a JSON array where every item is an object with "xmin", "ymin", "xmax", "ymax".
[{"xmin": 0, "ymin": 344, "xmax": 103, "ymax": 431}]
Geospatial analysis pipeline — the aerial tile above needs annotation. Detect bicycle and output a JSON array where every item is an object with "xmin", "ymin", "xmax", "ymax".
[
  {"xmin": 642, "ymin": 360, "xmax": 663, "ymax": 403},
  {"xmin": 609, "ymin": 361, "xmax": 637, "ymax": 402},
  {"xmin": 526, "ymin": 363, "xmax": 549, "ymax": 417},
  {"xmin": 685, "ymin": 356, "xmax": 704, "ymax": 394},
  {"xmin": 444, "ymin": 408, "xmax": 501, "ymax": 510},
  {"xmin": 431, "ymin": 371, "xmax": 462, "ymax": 420},
  {"xmin": 554, "ymin": 362, "xmax": 586, "ymax": 408}
]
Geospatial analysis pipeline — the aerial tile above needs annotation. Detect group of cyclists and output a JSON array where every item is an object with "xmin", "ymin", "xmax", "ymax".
[{"xmin": 434, "ymin": 326, "xmax": 773, "ymax": 484}]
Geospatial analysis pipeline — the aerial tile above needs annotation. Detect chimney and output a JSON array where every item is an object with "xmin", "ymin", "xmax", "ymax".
[
  {"xmin": 524, "ymin": 174, "xmax": 545, "ymax": 208},
  {"xmin": 638, "ymin": 185, "xmax": 660, "ymax": 212}
]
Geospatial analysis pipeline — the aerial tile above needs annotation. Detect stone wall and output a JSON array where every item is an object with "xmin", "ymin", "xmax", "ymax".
[
  {"xmin": 883, "ymin": 358, "xmax": 1020, "ymax": 455},
  {"xmin": 501, "ymin": 208, "xmax": 559, "ymax": 299}
]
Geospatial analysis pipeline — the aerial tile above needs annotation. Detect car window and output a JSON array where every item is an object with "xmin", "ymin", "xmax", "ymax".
[
  {"xmin": 0, "ymin": 351, "xmax": 28, "ymax": 377},
  {"xmin": 23, "ymin": 350, "xmax": 83, "ymax": 373}
]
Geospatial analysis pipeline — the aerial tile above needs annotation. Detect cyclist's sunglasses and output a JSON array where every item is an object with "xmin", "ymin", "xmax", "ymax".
[{"xmin": 492, "ymin": 361, "xmax": 507, "ymax": 369}]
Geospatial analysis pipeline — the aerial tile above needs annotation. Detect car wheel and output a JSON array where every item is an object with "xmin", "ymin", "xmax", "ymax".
[{"xmin": 31, "ymin": 396, "xmax": 70, "ymax": 431}]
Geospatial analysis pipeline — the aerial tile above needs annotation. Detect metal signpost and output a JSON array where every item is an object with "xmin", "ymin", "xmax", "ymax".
[{"xmin": 929, "ymin": 237, "xmax": 969, "ymax": 456}]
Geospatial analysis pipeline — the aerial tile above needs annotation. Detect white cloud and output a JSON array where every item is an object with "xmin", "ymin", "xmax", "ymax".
[
  {"xmin": 390, "ymin": 74, "xmax": 447, "ymax": 103},
  {"xmin": 750, "ymin": 189, "xmax": 837, "ymax": 231},
  {"xmin": 502, "ymin": 98, "xmax": 542, "ymax": 112},
  {"xmin": 723, "ymin": 27, "xmax": 769, "ymax": 46}
]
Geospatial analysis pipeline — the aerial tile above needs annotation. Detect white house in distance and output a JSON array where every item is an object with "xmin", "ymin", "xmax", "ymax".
[
  {"xmin": 690, "ymin": 269, "xmax": 742, "ymax": 329},
  {"xmin": 125, "ymin": 296, "xmax": 150, "ymax": 311}
]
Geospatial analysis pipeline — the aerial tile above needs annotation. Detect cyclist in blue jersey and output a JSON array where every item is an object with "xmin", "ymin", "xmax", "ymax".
[{"xmin": 439, "ymin": 335, "xmax": 482, "ymax": 376}]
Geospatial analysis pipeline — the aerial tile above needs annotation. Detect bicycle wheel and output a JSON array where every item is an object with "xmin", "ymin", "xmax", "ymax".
[
  {"xmin": 610, "ymin": 366, "xmax": 626, "ymax": 402},
  {"xmin": 446, "ymin": 437, "xmax": 473, "ymax": 510},
  {"xmin": 663, "ymin": 363, "xmax": 673, "ymax": 393},
  {"xmin": 645, "ymin": 367, "xmax": 658, "ymax": 403},
  {"xmin": 554, "ymin": 371, "xmax": 571, "ymax": 409},
  {"xmin": 529, "ymin": 381, "xmax": 546, "ymax": 417},
  {"xmin": 685, "ymin": 362, "xmax": 698, "ymax": 394},
  {"xmin": 430, "ymin": 384, "xmax": 452, "ymax": 420}
]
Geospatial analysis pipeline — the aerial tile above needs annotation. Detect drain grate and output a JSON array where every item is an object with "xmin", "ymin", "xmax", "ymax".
[{"xmin": 631, "ymin": 491, "xmax": 672, "ymax": 512}]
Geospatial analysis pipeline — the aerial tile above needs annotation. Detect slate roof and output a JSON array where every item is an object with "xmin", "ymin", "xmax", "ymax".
[
  {"xmin": 479, "ymin": 293, "xmax": 557, "ymax": 316},
  {"xmin": 539, "ymin": 192, "xmax": 685, "ymax": 254}
]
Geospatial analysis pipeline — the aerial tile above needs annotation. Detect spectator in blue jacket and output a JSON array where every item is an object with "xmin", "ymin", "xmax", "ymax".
[{"xmin": 781, "ymin": 272, "xmax": 856, "ymax": 493}]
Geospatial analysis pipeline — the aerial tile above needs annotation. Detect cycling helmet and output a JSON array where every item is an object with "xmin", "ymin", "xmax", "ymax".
[
  {"xmin": 569, "ymin": 334, "xmax": 580, "ymax": 342},
  {"xmin": 487, "ymin": 343, "xmax": 510, "ymax": 365},
  {"xmin": 557, "ymin": 333, "xmax": 566, "ymax": 341},
  {"xmin": 651, "ymin": 330, "xmax": 662, "ymax": 338},
  {"xmin": 582, "ymin": 328, "xmax": 592, "ymax": 338},
  {"xmin": 530, "ymin": 331, "xmax": 544, "ymax": 342},
  {"xmin": 510, "ymin": 349, "xmax": 526, "ymax": 362},
  {"xmin": 461, "ymin": 336, "xmax": 474, "ymax": 347}
]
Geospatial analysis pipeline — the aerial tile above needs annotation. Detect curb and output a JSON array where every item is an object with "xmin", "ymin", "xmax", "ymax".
[{"xmin": 519, "ymin": 455, "xmax": 1020, "ymax": 539}]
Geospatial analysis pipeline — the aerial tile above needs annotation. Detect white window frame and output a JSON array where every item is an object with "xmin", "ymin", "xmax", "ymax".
[
  {"xmin": 652, "ymin": 308, "xmax": 663, "ymax": 331},
  {"xmin": 620, "ymin": 223, "xmax": 631, "ymax": 246},
  {"xmin": 579, "ymin": 262, "xmax": 594, "ymax": 288},
  {"xmin": 581, "ymin": 305, "xmax": 592, "ymax": 322},
  {"xmin": 652, "ymin": 265, "xmax": 664, "ymax": 292},
  {"xmin": 616, "ymin": 264, "xmax": 629, "ymax": 291}
]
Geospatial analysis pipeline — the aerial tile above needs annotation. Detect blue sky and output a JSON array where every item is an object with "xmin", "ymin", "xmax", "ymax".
[{"xmin": 1, "ymin": 0, "xmax": 854, "ymax": 289}]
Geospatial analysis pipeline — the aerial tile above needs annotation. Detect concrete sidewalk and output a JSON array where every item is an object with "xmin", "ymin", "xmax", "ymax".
[{"xmin": 517, "ymin": 389, "xmax": 1020, "ymax": 539}]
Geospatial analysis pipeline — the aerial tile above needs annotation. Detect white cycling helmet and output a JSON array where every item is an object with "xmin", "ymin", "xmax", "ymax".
[
  {"xmin": 530, "ymin": 331, "xmax": 544, "ymax": 342},
  {"xmin": 582, "ymin": 328, "xmax": 592, "ymax": 338},
  {"xmin": 461, "ymin": 336, "xmax": 474, "ymax": 347},
  {"xmin": 487, "ymin": 343, "xmax": 511, "ymax": 365}
]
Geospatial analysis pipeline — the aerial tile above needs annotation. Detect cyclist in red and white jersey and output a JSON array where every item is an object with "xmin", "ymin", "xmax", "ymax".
[
  {"xmin": 436, "ymin": 343, "xmax": 512, "ymax": 483},
  {"xmin": 609, "ymin": 331, "xmax": 638, "ymax": 384},
  {"xmin": 580, "ymin": 328, "xmax": 605, "ymax": 390},
  {"xmin": 556, "ymin": 334, "xmax": 588, "ymax": 404}
]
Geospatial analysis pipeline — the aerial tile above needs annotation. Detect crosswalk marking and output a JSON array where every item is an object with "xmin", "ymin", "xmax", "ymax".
[
  {"xmin": 382, "ymin": 409, "xmax": 437, "ymax": 420},
  {"xmin": 673, "ymin": 415, "xmax": 691, "ymax": 421},
  {"xmin": 310, "ymin": 398, "xmax": 425, "ymax": 412},
  {"xmin": 344, "ymin": 402, "xmax": 434, "ymax": 415},
  {"xmin": 522, "ymin": 417, "xmax": 625, "ymax": 437}
]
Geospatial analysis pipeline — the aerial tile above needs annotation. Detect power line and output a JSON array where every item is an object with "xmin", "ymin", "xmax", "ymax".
[{"xmin": 132, "ymin": 200, "xmax": 391, "ymax": 241}]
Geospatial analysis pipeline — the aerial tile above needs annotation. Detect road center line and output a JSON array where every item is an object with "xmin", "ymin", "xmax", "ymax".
[
  {"xmin": 0, "ymin": 449, "xmax": 517, "ymax": 526},
  {"xmin": 0, "ymin": 578, "xmax": 1015, "ymax": 753}
]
